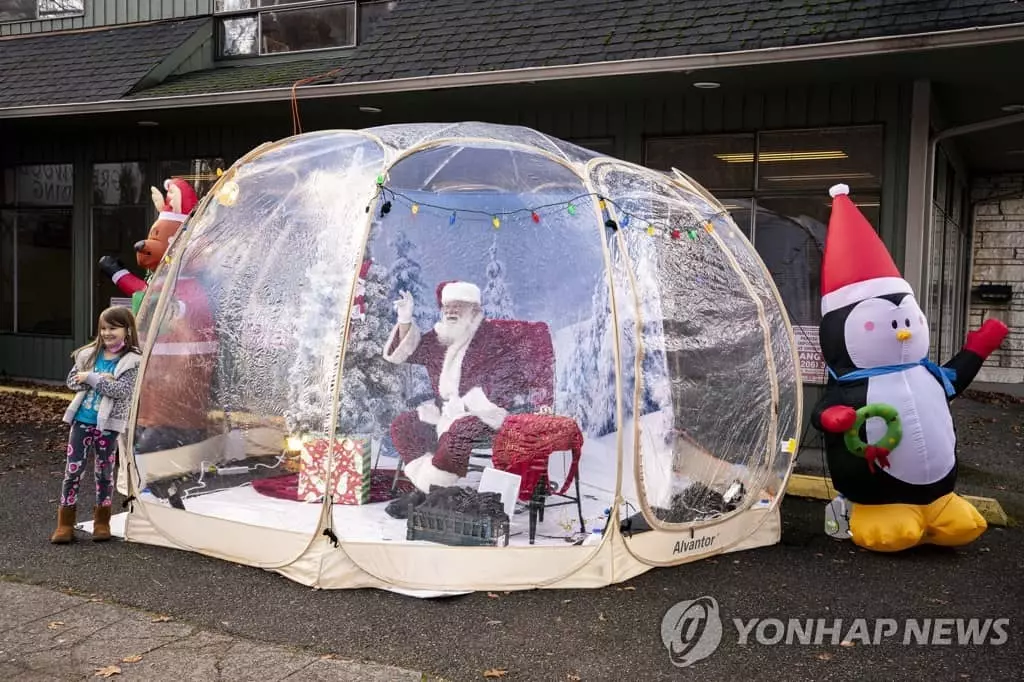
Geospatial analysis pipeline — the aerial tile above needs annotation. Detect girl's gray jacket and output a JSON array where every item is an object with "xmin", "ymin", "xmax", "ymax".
[{"xmin": 63, "ymin": 348, "xmax": 142, "ymax": 434}]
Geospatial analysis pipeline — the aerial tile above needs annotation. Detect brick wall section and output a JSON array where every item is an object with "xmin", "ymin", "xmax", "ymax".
[{"xmin": 969, "ymin": 174, "xmax": 1024, "ymax": 384}]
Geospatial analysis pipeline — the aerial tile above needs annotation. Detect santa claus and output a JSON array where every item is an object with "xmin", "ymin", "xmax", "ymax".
[{"xmin": 383, "ymin": 280, "xmax": 544, "ymax": 492}]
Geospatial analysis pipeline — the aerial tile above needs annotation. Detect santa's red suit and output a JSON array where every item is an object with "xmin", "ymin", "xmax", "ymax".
[
  {"xmin": 383, "ymin": 281, "xmax": 553, "ymax": 492},
  {"xmin": 134, "ymin": 274, "xmax": 218, "ymax": 454}
]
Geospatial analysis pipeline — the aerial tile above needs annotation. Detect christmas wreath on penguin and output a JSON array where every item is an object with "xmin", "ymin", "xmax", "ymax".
[{"xmin": 811, "ymin": 183, "xmax": 1008, "ymax": 553}]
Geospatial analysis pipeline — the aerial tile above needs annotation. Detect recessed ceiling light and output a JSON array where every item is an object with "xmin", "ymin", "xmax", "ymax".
[
  {"xmin": 1000, "ymin": 104, "xmax": 1024, "ymax": 113},
  {"xmin": 137, "ymin": 120, "xmax": 159, "ymax": 127},
  {"xmin": 359, "ymin": 106, "xmax": 382, "ymax": 114},
  {"xmin": 693, "ymin": 81, "xmax": 721, "ymax": 89}
]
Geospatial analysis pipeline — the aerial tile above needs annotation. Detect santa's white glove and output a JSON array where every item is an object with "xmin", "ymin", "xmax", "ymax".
[
  {"xmin": 463, "ymin": 386, "xmax": 509, "ymax": 430},
  {"xmin": 416, "ymin": 400, "xmax": 441, "ymax": 425},
  {"xmin": 393, "ymin": 290, "xmax": 414, "ymax": 324}
]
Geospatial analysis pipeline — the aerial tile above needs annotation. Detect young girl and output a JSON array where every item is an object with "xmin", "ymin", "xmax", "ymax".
[{"xmin": 51, "ymin": 306, "xmax": 142, "ymax": 544}]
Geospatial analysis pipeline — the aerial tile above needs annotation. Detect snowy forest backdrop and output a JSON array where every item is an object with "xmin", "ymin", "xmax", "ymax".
[{"xmin": 331, "ymin": 196, "xmax": 674, "ymax": 444}]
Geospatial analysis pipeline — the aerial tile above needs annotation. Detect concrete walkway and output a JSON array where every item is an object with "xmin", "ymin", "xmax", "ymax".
[{"xmin": 0, "ymin": 580, "xmax": 424, "ymax": 682}]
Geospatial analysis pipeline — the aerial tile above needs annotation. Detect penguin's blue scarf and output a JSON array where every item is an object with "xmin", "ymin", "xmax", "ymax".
[{"xmin": 827, "ymin": 358, "xmax": 957, "ymax": 398}]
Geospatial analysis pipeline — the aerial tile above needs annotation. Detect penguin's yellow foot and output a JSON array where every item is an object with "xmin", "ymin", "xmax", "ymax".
[
  {"xmin": 923, "ymin": 493, "xmax": 987, "ymax": 547},
  {"xmin": 849, "ymin": 502, "xmax": 926, "ymax": 552}
]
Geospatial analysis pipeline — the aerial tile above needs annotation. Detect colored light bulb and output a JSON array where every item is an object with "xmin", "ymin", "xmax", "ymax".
[
  {"xmin": 531, "ymin": 211, "xmax": 540, "ymax": 223},
  {"xmin": 492, "ymin": 216, "xmax": 500, "ymax": 228},
  {"xmin": 411, "ymin": 204, "xmax": 419, "ymax": 214},
  {"xmin": 567, "ymin": 203, "xmax": 577, "ymax": 216},
  {"xmin": 449, "ymin": 212, "xmax": 456, "ymax": 225}
]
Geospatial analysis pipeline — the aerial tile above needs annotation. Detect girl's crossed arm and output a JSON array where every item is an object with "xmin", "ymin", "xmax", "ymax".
[
  {"xmin": 82, "ymin": 366, "xmax": 139, "ymax": 401},
  {"xmin": 66, "ymin": 365, "xmax": 89, "ymax": 392}
]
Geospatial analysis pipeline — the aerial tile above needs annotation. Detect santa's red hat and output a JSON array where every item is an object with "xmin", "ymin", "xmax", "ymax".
[
  {"xmin": 435, "ymin": 280, "xmax": 481, "ymax": 307},
  {"xmin": 820, "ymin": 183, "xmax": 913, "ymax": 315}
]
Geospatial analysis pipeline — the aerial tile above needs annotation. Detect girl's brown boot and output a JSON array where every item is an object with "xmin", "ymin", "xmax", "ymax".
[{"xmin": 49, "ymin": 506, "xmax": 76, "ymax": 544}]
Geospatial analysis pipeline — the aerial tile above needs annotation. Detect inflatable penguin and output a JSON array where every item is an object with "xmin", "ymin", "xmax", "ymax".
[{"xmin": 812, "ymin": 183, "xmax": 1008, "ymax": 553}]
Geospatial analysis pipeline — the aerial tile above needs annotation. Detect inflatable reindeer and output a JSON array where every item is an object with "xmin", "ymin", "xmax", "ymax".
[{"xmin": 98, "ymin": 178, "xmax": 199, "ymax": 314}]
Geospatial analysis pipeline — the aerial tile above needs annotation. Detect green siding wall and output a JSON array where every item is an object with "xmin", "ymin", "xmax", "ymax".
[
  {"xmin": 0, "ymin": 335, "xmax": 75, "ymax": 383},
  {"xmin": 0, "ymin": 79, "xmax": 913, "ymax": 391},
  {"xmin": 0, "ymin": 0, "xmax": 212, "ymax": 36}
]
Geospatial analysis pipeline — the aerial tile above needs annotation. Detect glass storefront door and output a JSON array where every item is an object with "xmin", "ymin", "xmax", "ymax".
[
  {"xmin": 92, "ymin": 163, "xmax": 148, "ymax": 320},
  {"xmin": 926, "ymin": 146, "xmax": 970, "ymax": 360}
]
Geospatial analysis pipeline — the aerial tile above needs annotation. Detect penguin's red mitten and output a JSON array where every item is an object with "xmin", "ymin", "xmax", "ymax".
[
  {"xmin": 820, "ymin": 405, "xmax": 857, "ymax": 433},
  {"xmin": 964, "ymin": 318, "xmax": 1009, "ymax": 360}
]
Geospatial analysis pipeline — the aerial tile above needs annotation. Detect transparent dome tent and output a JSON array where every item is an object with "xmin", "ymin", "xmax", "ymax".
[{"xmin": 115, "ymin": 122, "xmax": 803, "ymax": 596}]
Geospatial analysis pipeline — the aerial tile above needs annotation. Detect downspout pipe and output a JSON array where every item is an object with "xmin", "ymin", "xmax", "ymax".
[{"xmin": 921, "ymin": 110, "xmax": 1024, "ymax": 328}]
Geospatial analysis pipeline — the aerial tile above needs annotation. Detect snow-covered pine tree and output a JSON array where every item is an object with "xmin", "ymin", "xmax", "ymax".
[
  {"xmin": 284, "ymin": 257, "xmax": 348, "ymax": 436},
  {"xmin": 385, "ymin": 231, "xmax": 433, "ymax": 403},
  {"xmin": 559, "ymin": 270, "xmax": 614, "ymax": 437},
  {"xmin": 482, "ymin": 237, "xmax": 515, "ymax": 320},
  {"xmin": 387, "ymin": 231, "xmax": 433, "ymax": 331},
  {"xmin": 337, "ymin": 261, "xmax": 404, "ymax": 436}
]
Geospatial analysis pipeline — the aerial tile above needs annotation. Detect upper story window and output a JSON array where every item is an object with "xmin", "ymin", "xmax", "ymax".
[
  {"xmin": 215, "ymin": 0, "xmax": 396, "ymax": 58},
  {"xmin": 0, "ymin": 0, "xmax": 85, "ymax": 23}
]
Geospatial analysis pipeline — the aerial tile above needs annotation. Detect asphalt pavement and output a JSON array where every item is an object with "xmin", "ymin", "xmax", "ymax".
[
  {"xmin": 1, "ymin": 386, "xmax": 1021, "ymax": 681},
  {"xmin": 1, "ymin": 462, "xmax": 1021, "ymax": 681}
]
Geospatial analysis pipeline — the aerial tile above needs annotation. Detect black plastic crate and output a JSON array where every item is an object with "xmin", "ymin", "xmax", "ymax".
[{"xmin": 406, "ymin": 507, "xmax": 510, "ymax": 547}]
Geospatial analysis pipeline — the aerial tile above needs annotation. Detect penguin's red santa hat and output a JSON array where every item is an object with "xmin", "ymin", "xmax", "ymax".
[{"xmin": 820, "ymin": 183, "xmax": 914, "ymax": 316}]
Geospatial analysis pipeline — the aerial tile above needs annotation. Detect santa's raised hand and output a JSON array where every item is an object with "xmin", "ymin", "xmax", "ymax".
[{"xmin": 393, "ymin": 290, "xmax": 414, "ymax": 324}]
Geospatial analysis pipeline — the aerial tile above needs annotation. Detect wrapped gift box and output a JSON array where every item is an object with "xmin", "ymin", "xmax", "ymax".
[{"xmin": 298, "ymin": 436, "xmax": 371, "ymax": 505}]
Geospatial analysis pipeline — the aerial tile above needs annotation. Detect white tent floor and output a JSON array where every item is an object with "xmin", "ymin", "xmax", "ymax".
[
  {"xmin": 76, "ymin": 512, "xmax": 128, "ymax": 538},
  {"xmin": 131, "ymin": 458, "xmax": 614, "ymax": 548}
]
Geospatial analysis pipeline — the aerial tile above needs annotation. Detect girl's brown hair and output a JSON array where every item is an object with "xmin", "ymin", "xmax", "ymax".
[{"xmin": 71, "ymin": 306, "xmax": 141, "ymax": 368}]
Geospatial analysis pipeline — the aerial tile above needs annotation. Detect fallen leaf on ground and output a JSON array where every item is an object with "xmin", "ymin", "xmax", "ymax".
[
  {"xmin": 94, "ymin": 665, "xmax": 121, "ymax": 678},
  {"xmin": 483, "ymin": 669, "xmax": 508, "ymax": 678},
  {"xmin": 840, "ymin": 640, "xmax": 855, "ymax": 647},
  {"xmin": 47, "ymin": 621, "xmax": 64, "ymax": 630},
  {"xmin": 121, "ymin": 655, "xmax": 143, "ymax": 664},
  {"xmin": 562, "ymin": 599, "xmax": 572, "ymax": 604},
  {"xmin": 567, "ymin": 674, "xmax": 581, "ymax": 681},
  {"xmin": 618, "ymin": 586, "xmax": 636, "ymax": 591},
  {"xmin": 150, "ymin": 615, "xmax": 173, "ymax": 622},
  {"xmin": 486, "ymin": 592, "xmax": 500, "ymax": 599},
  {"xmin": 485, "ymin": 620, "xmax": 502, "ymax": 626},
  {"xmin": 598, "ymin": 612, "xmax": 607, "ymax": 621},
  {"xmin": 817, "ymin": 653, "xmax": 833, "ymax": 661}
]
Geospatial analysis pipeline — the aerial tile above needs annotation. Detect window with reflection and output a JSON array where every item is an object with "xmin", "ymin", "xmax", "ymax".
[
  {"xmin": 646, "ymin": 126, "xmax": 884, "ymax": 383},
  {"xmin": 215, "ymin": 1, "xmax": 396, "ymax": 57},
  {"xmin": 646, "ymin": 126, "xmax": 884, "ymax": 330},
  {"xmin": 0, "ymin": 165, "xmax": 74, "ymax": 336},
  {"xmin": 158, "ymin": 158, "xmax": 228, "ymax": 200},
  {"xmin": 1, "ymin": 1, "xmax": 84, "ymax": 23},
  {"xmin": 92, "ymin": 163, "xmax": 147, "ymax": 321}
]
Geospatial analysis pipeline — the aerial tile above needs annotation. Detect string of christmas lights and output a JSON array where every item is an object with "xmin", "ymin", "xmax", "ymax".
[{"xmin": 366, "ymin": 180, "xmax": 729, "ymax": 242}]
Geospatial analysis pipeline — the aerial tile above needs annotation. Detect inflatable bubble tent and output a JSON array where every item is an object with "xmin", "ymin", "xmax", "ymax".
[{"xmin": 118, "ymin": 122, "xmax": 803, "ymax": 595}]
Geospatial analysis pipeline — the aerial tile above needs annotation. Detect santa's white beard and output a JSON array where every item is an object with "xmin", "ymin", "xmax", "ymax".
[{"xmin": 435, "ymin": 311, "xmax": 482, "ymax": 346}]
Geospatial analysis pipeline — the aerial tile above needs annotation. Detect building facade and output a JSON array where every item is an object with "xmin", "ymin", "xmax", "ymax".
[{"xmin": 2, "ymin": 1, "xmax": 1023, "ymax": 409}]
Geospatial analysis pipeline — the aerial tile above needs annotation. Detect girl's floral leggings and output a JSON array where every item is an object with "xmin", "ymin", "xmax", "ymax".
[{"xmin": 61, "ymin": 421, "xmax": 118, "ymax": 507}]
